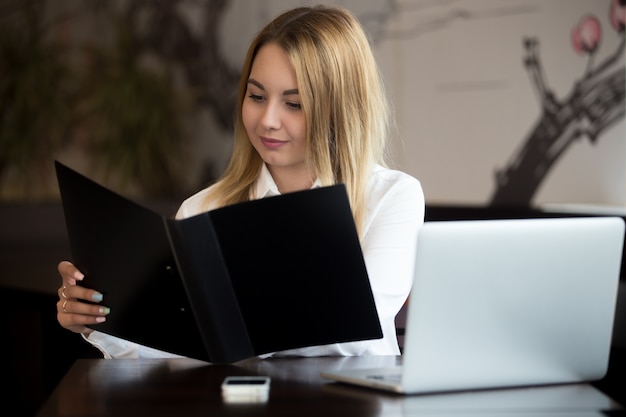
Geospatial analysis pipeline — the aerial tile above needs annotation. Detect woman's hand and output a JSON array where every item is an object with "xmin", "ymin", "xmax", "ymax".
[{"xmin": 57, "ymin": 261, "xmax": 110, "ymax": 335}]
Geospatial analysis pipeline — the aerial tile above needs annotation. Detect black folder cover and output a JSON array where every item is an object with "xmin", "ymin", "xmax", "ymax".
[{"xmin": 55, "ymin": 161, "xmax": 382, "ymax": 363}]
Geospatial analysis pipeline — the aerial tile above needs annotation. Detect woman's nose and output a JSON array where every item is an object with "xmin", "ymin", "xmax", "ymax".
[{"xmin": 260, "ymin": 102, "xmax": 281, "ymax": 131}]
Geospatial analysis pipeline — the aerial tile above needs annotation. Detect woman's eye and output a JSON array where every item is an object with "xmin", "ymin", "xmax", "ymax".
[
  {"xmin": 287, "ymin": 102, "xmax": 302, "ymax": 110},
  {"xmin": 248, "ymin": 93, "xmax": 264, "ymax": 102}
]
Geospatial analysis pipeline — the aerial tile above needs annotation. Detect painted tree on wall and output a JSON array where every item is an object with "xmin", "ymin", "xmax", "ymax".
[{"xmin": 489, "ymin": 0, "xmax": 625, "ymax": 207}]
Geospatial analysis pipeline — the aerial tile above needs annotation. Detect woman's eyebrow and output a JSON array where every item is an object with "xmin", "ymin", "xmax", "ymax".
[
  {"xmin": 247, "ymin": 79, "xmax": 264, "ymax": 90},
  {"xmin": 247, "ymin": 79, "xmax": 298, "ymax": 96}
]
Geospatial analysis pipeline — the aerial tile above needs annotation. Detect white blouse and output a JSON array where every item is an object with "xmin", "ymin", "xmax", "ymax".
[{"xmin": 85, "ymin": 164, "xmax": 424, "ymax": 359}]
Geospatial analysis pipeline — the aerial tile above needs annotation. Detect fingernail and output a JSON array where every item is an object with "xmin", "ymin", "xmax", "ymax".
[
  {"xmin": 95, "ymin": 317, "xmax": 106, "ymax": 323},
  {"xmin": 99, "ymin": 307, "xmax": 110, "ymax": 315},
  {"xmin": 92, "ymin": 293, "xmax": 103, "ymax": 302},
  {"xmin": 74, "ymin": 271, "xmax": 84, "ymax": 280}
]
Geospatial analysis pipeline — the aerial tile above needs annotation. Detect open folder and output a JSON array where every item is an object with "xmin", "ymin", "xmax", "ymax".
[{"xmin": 55, "ymin": 161, "xmax": 382, "ymax": 363}]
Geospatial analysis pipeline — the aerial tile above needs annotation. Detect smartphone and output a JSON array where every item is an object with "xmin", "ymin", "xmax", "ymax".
[{"xmin": 221, "ymin": 376, "xmax": 271, "ymax": 402}]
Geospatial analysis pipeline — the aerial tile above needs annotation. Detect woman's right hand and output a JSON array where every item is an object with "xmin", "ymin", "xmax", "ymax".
[{"xmin": 56, "ymin": 260, "xmax": 110, "ymax": 336}]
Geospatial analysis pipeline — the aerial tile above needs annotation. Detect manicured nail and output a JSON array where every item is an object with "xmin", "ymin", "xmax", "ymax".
[
  {"xmin": 74, "ymin": 271, "xmax": 84, "ymax": 280},
  {"xmin": 99, "ymin": 307, "xmax": 110, "ymax": 315},
  {"xmin": 95, "ymin": 317, "xmax": 106, "ymax": 323},
  {"xmin": 92, "ymin": 293, "xmax": 103, "ymax": 302}
]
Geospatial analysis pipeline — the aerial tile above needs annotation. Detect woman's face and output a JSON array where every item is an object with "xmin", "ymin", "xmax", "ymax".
[{"xmin": 242, "ymin": 43, "xmax": 307, "ymax": 176}]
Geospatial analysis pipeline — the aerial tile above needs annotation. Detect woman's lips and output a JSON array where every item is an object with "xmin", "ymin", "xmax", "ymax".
[{"xmin": 260, "ymin": 136, "xmax": 288, "ymax": 149}]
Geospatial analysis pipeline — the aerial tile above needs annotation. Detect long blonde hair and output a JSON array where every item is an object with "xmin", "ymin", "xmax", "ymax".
[{"xmin": 202, "ymin": 5, "xmax": 390, "ymax": 237}]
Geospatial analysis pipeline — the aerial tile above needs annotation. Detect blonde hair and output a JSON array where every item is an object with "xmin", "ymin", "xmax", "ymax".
[{"xmin": 202, "ymin": 5, "xmax": 390, "ymax": 237}]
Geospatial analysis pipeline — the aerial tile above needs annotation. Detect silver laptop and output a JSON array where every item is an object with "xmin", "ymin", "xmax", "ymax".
[{"xmin": 322, "ymin": 217, "xmax": 625, "ymax": 394}]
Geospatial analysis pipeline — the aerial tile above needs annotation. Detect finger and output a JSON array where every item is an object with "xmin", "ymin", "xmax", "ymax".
[
  {"xmin": 59, "ymin": 285, "xmax": 69, "ymax": 300},
  {"xmin": 58, "ymin": 260, "xmax": 85, "ymax": 283},
  {"xmin": 59, "ymin": 299, "xmax": 110, "ymax": 317},
  {"xmin": 58, "ymin": 283, "xmax": 74, "ymax": 300},
  {"xmin": 58, "ymin": 281, "xmax": 104, "ymax": 304},
  {"xmin": 57, "ymin": 308, "xmax": 106, "ymax": 335}
]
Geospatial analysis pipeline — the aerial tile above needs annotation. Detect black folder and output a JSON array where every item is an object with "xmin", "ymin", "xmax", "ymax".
[{"xmin": 55, "ymin": 161, "xmax": 382, "ymax": 363}]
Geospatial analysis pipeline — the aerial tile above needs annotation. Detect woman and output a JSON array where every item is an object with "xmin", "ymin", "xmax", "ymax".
[{"xmin": 57, "ymin": 4, "xmax": 424, "ymax": 359}]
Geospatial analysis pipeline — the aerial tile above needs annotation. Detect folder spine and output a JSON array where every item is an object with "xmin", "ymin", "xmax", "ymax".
[{"xmin": 165, "ymin": 216, "xmax": 254, "ymax": 363}]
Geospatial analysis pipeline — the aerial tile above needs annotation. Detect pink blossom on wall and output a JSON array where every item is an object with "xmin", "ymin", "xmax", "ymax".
[
  {"xmin": 610, "ymin": 0, "xmax": 625, "ymax": 32},
  {"xmin": 571, "ymin": 15, "xmax": 602, "ymax": 54}
]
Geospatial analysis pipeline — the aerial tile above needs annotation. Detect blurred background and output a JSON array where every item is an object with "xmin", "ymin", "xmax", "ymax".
[{"xmin": 1, "ymin": 0, "xmax": 624, "ymax": 206}]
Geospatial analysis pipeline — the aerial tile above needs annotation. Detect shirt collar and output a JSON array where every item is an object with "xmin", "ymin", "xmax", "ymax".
[{"xmin": 253, "ymin": 163, "xmax": 322, "ymax": 199}]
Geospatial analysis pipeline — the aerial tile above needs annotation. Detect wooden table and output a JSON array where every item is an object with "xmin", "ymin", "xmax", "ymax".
[{"xmin": 36, "ymin": 356, "xmax": 623, "ymax": 416}]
